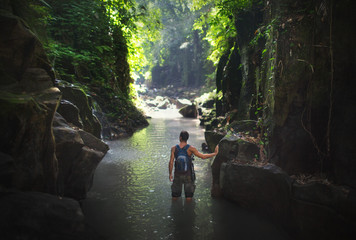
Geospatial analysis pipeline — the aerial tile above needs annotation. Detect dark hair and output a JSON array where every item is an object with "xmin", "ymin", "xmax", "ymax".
[{"xmin": 179, "ymin": 131, "xmax": 189, "ymax": 142}]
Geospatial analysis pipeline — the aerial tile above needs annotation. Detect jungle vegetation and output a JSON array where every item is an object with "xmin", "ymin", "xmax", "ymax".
[{"xmin": 11, "ymin": 0, "xmax": 260, "ymax": 116}]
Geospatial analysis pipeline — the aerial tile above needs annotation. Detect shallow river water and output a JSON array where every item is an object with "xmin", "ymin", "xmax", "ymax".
[{"xmin": 82, "ymin": 114, "xmax": 290, "ymax": 240}]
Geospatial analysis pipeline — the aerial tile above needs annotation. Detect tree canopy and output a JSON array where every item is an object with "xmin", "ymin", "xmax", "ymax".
[{"xmin": 21, "ymin": 0, "xmax": 262, "ymax": 99}]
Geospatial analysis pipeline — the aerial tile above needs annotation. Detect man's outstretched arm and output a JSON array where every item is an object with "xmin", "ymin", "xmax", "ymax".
[{"xmin": 190, "ymin": 144, "xmax": 219, "ymax": 159}]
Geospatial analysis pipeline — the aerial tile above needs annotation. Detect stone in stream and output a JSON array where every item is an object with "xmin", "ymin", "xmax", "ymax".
[
  {"xmin": 210, "ymin": 133, "xmax": 260, "ymax": 197},
  {"xmin": 179, "ymin": 104, "xmax": 198, "ymax": 118},
  {"xmin": 157, "ymin": 98, "xmax": 171, "ymax": 109},
  {"xmin": 219, "ymin": 162, "xmax": 356, "ymax": 239},
  {"xmin": 53, "ymin": 113, "xmax": 108, "ymax": 200},
  {"xmin": 175, "ymin": 98, "xmax": 192, "ymax": 109},
  {"xmin": 220, "ymin": 163, "xmax": 292, "ymax": 225},
  {"xmin": 213, "ymin": 132, "xmax": 356, "ymax": 239}
]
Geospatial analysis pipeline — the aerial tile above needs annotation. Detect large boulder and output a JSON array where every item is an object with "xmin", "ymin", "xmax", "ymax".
[
  {"xmin": 202, "ymin": 99, "xmax": 215, "ymax": 109},
  {"xmin": 78, "ymin": 129, "xmax": 109, "ymax": 153},
  {"xmin": 179, "ymin": 104, "xmax": 198, "ymax": 118},
  {"xmin": 157, "ymin": 97, "xmax": 170, "ymax": 109},
  {"xmin": 218, "ymin": 161, "xmax": 356, "ymax": 239},
  {"xmin": 291, "ymin": 182, "xmax": 356, "ymax": 240},
  {"xmin": 0, "ymin": 152, "xmax": 15, "ymax": 188},
  {"xmin": 142, "ymin": 95, "xmax": 173, "ymax": 110},
  {"xmin": 0, "ymin": 11, "xmax": 55, "ymax": 89},
  {"xmin": 228, "ymin": 120, "xmax": 258, "ymax": 136},
  {"xmin": 210, "ymin": 133, "xmax": 259, "ymax": 197},
  {"xmin": 0, "ymin": 191, "xmax": 99, "ymax": 240},
  {"xmin": 220, "ymin": 163, "xmax": 292, "ymax": 226},
  {"xmin": 0, "ymin": 9, "xmax": 106, "ymax": 239},
  {"xmin": 0, "ymin": 89, "xmax": 61, "ymax": 193},
  {"xmin": 175, "ymin": 98, "xmax": 192, "ymax": 109},
  {"xmin": 53, "ymin": 113, "xmax": 108, "ymax": 200},
  {"xmin": 0, "ymin": 11, "xmax": 60, "ymax": 194},
  {"xmin": 57, "ymin": 100, "xmax": 84, "ymax": 129},
  {"xmin": 211, "ymin": 134, "xmax": 239, "ymax": 197},
  {"xmin": 204, "ymin": 131, "xmax": 225, "ymax": 152},
  {"xmin": 234, "ymin": 140, "xmax": 260, "ymax": 162},
  {"xmin": 57, "ymin": 83, "xmax": 102, "ymax": 138}
]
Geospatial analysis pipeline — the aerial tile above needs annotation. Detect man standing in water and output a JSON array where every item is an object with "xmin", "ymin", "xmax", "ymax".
[{"xmin": 169, "ymin": 130, "xmax": 219, "ymax": 201}]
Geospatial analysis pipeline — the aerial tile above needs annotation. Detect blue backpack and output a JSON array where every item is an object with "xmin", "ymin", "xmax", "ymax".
[{"xmin": 175, "ymin": 144, "xmax": 191, "ymax": 173}]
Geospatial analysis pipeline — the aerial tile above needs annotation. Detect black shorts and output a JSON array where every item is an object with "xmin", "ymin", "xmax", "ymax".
[{"xmin": 171, "ymin": 175, "xmax": 196, "ymax": 198}]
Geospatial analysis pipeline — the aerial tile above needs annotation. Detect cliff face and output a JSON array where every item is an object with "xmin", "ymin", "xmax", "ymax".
[
  {"xmin": 210, "ymin": 1, "xmax": 356, "ymax": 238},
  {"xmin": 216, "ymin": 0, "xmax": 356, "ymax": 189},
  {"xmin": 0, "ymin": 8, "xmax": 108, "ymax": 196},
  {"xmin": 0, "ymin": 11, "xmax": 59, "ymax": 193},
  {"xmin": 0, "ymin": 9, "xmax": 108, "ymax": 239}
]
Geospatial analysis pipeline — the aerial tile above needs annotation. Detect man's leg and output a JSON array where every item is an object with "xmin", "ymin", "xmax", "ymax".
[
  {"xmin": 184, "ymin": 176, "xmax": 196, "ymax": 201},
  {"xmin": 171, "ymin": 175, "xmax": 182, "ymax": 200}
]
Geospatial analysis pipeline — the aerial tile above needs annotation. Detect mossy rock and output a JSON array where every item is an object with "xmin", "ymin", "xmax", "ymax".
[{"xmin": 58, "ymin": 85, "xmax": 101, "ymax": 138}]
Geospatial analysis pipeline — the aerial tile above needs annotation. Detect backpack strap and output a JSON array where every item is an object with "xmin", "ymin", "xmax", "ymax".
[
  {"xmin": 174, "ymin": 145, "xmax": 179, "ymax": 158},
  {"xmin": 183, "ymin": 144, "xmax": 190, "ymax": 150},
  {"xmin": 175, "ymin": 144, "xmax": 190, "ymax": 158},
  {"xmin": 176, "ymin": 144, "xmax": 190, "ymax": 151}
]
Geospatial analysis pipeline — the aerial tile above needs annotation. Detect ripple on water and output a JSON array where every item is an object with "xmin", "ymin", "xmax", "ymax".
[{"xmin": 83, "ymin": 118, "xmax": 291, "ymax": 240}]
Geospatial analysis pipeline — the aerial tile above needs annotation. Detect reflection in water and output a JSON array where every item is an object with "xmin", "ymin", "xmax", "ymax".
[
  {"xmin": 82, "ymin": 117, "xmax": 290, "ymax": 240},
  {"xmin": 169, "ymin": 199, "xmax": 196, "ymax": 240}
]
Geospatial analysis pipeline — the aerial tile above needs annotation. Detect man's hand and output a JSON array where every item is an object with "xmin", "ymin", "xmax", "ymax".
[{"xmin": 169, "ymin": 174, "xmax": 173, "ymax": 182}]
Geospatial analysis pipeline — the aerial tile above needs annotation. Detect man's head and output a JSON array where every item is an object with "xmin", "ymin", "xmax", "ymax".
[{"xmin": 179, "ymin": 131, "xmax": 189, "ymax": 142}]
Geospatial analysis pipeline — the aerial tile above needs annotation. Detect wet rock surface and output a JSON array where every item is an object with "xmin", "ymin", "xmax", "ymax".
[
  {"xmin": 179, "ymin": 104, "xmax": 198, "ymax": 118},
  {"xmin": 0, "ymin": 191, "xmax": 100, "ymax": 240},
  {"xmin": 53, "ymin": 113, "xmax": 108, "ymax": 200},
  {"xmin": 57, "ymin": 83, "xmax": 102, "ymax": 139},
  {"xmin": 0, "ymin": 10, "xmax": 108, "ymax": 239},
  {"xmin": 291, "ymin": 182, "xmax": 356, "ymax": 240},
  {"xmin": 57, "ymin": 100, "xmax": 84, "ymax": 129},
  {"xmin": 220, "ymin": 163, "xmax": 292, "ymax": 224},
  {"xmin": 219, "ymin": 162, "xmax": 356, "ymax": 240},
  {"xmin": 205, "ymin": 122, "xmax": 356, "ymax": 239},
  {"xmin": 204, "ymin": 131, "xmax": 225, "ymax": 152},
  {"xmin": 137, "ymin": 85, "xmax": 200, "ymax": 119}
]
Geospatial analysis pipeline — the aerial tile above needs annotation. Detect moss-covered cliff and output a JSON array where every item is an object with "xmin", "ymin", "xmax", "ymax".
[
  {"xmin": 208, "ymin": 1, "xmax": 356, "ymax": 238},
  {"xmin": 0, "ymin": 1, "xmax": 141, "ymax": 238},
  {"xmin": 215, "ymin": 0, "xmax": 356, "ymax": 189}
]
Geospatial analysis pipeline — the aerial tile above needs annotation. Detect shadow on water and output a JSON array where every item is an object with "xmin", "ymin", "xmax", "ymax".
[{"xmin": 82, "ymin": 116, "xmax": 290, "ymax": 240}]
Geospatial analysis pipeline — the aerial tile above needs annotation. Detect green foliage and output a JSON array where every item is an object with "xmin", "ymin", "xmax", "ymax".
[
  {"xmin": 216, "ymin": 0, "xmax": 255, "ymax": 14},
  {"xmin": 127, "ymin": 1, "xmax": 162, "ymax": 80},
  {"xmin": 193, "ymin": 0, "xmax": 261, "ymax": 65},
  {"xmin": 195, "ymin": 7, "xmax": 236, "ymax": 65},
  {"xmin": 11, "ymin": 0, "xmax": 267, "ymax": 124},
  {"xmin": 134, "ymin": 0, "xmax": 216, "ymax": 88},
  {"xmin": 42, "ymin": 0, "xmax": 112, "ymax": 84},
  {"xmin": 249, "ymin": 17, "xmax": 279, "ymax": 47},
  {"xmin": 16, "ymin": 0, "xmax": 154, "ymax": 122}
]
